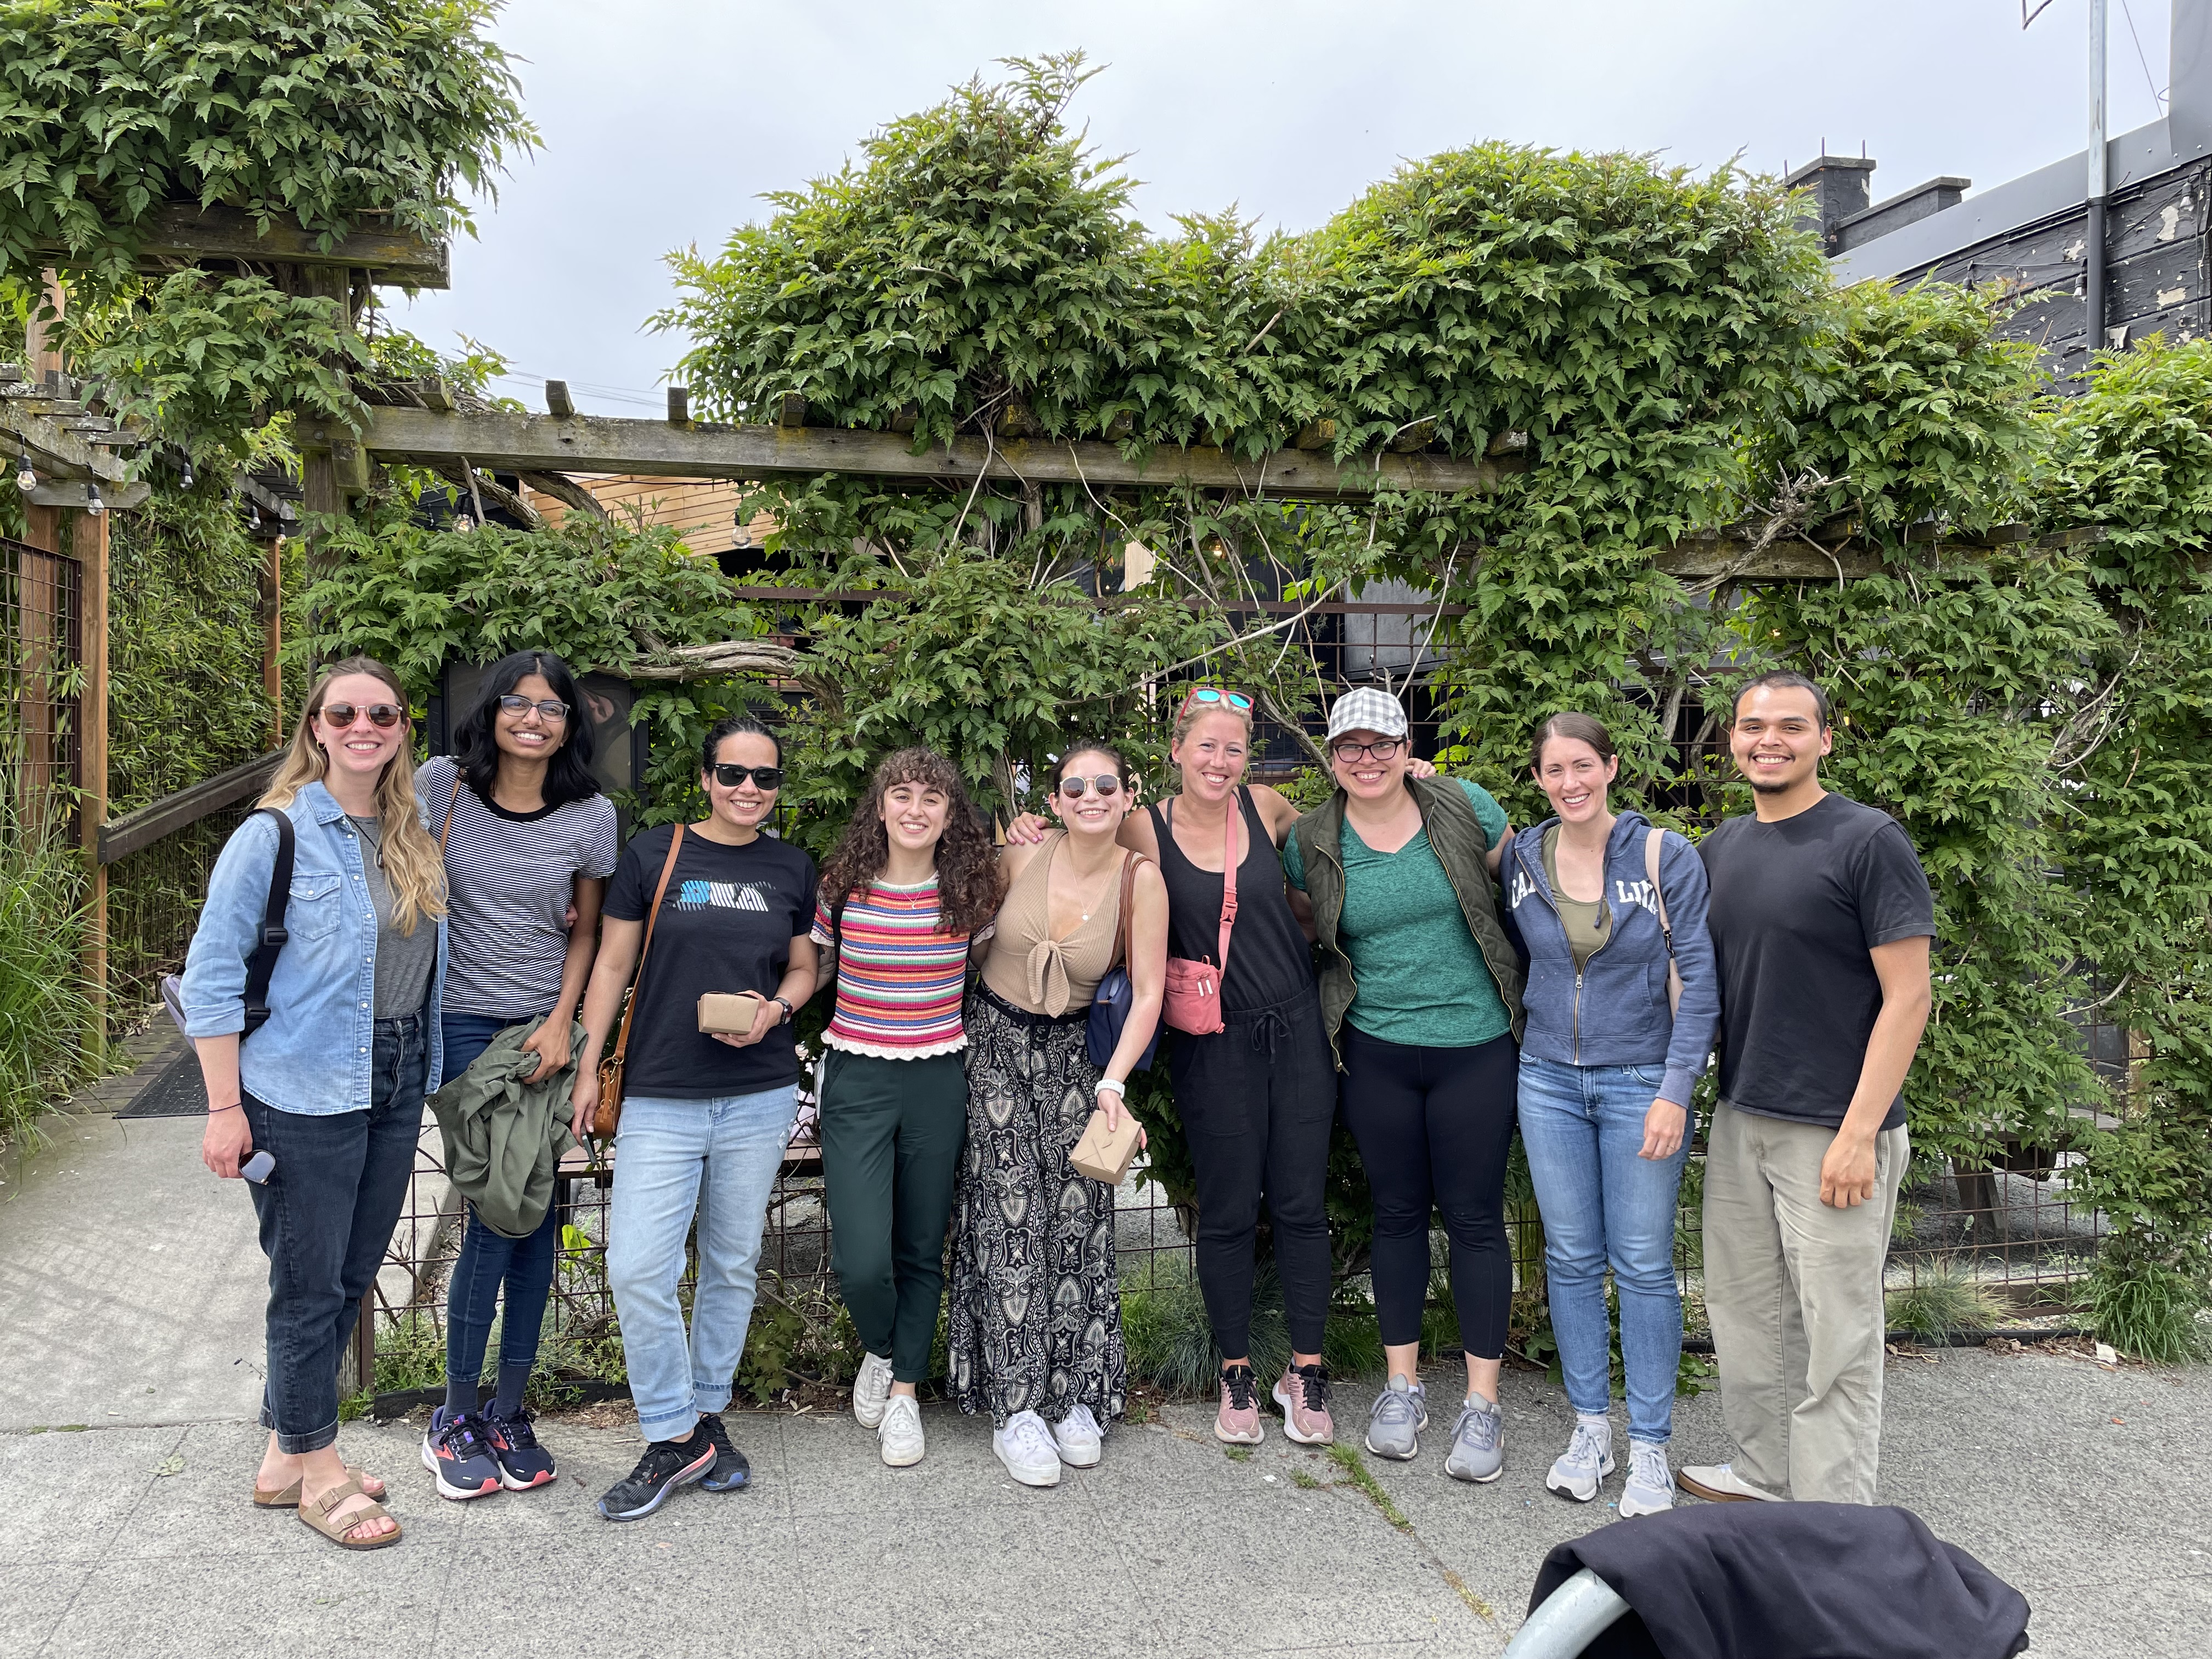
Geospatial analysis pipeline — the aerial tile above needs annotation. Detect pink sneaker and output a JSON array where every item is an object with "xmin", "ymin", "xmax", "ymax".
[
  {"xmin": 1215, "ymin": 1363, "xmax": 1263, "ymax": 1444},
  {"xmin": 1272, "ymin": 1363, "xmax": 1334, "ymax": 1446}
]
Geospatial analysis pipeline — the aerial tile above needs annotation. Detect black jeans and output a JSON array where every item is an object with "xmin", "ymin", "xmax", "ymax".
[
  {"xmin": 1171, "ymin": 986, "xmax": 1338, "ymax": 1359},
  {"xmin": 1338, "ymin": 1026, "xmax": 1517, "ymax": 1360},
  {"xmin": 242, "ymin": 1011, "xmax": 427, "ymax": 1452}
]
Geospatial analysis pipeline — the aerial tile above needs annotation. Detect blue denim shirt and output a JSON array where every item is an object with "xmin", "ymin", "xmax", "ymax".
[
  {"xmin": 1502, "ymin": 809, "xmax": 1719, "ymax": 1108},
  {"xmin": 180, "ymin": 781, "xmax": 445, "ymax": 1114}
]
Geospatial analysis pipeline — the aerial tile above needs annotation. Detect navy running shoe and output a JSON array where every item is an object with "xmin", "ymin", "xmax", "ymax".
[
  {"xmin": 481, "ymin": 1401, "xmax": 557, "ymax": 1489},
  {"xmin": 696, "ymin": 1412, "xmax": 751, "ymax": 1492},
  {"xmin": 421, "ymin": 1407, "xmax": 503, "ymax": 1500}
]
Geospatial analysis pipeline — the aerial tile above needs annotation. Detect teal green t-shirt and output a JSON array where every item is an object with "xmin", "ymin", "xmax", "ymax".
[{"xmin": 1283, "ymin": 779, "xmax": 1513, "ymax": 1047}]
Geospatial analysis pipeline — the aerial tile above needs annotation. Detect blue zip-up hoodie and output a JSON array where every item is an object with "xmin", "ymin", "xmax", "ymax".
[{"xmin": 1502, "ymin": 808, "xmax": 1719, "ymax": 1107}]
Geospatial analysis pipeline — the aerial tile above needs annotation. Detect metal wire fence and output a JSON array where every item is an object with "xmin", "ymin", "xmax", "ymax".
[{"xmin": 0, "ymin": 535, "xmax": 82, "ymax": 823}]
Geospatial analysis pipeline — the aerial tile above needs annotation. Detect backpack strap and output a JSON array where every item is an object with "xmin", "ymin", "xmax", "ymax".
[
  {"xmin": 1644, "ymin": 826, "xmax": 1683, "ymax": 1017},
  {"xmin": 240, "ymin": 807, "xmax": 295, "ymax": 1036}
]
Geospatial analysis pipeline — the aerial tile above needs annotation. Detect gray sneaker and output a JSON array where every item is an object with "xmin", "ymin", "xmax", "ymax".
[
  {"xmin": 1444, "ymin": 1393, "xmax": 1505, "ymax": 1483},
  {"xmin": 1618, "ymin": 1441, "xmax": 1675, "ymax": 1517},
  {"xmin": 1544, "ymin": 1414, "xmax": 1615, "ymax": 1503},
  {"xmin": 1364, "ymin": 1374, "xmax": 1428, "ymax": 1461}
]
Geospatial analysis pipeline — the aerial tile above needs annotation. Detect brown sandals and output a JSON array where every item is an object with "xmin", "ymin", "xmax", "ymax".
[
  {"xmin": 298, "ymin": 1476, "xmax": 403, "ymax": 1550},
  {"xmin": 251, "ymin": 1465, "xmax": 382, "ymax": 1508}
]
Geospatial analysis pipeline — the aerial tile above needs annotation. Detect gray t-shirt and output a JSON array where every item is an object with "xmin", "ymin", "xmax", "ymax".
[{"xmin": 348, "ymin": 815, "xmax": 439, "ymax": 1019}]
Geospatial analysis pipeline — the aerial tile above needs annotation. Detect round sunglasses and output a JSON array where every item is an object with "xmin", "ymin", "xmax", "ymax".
[
  {"xmin": 1058, "ymin": 774, "xmax": 1124, "ymax": 799},
  {"xmin": 318, "ymin": 702, "xmax": 404, "ymax": 730},
  {"xmin": 1180, "ymin": 686, "xmax": 1253, "ymax": 715},
  {"xmin": 711, "ymin": 762, "xmax": 785, "ymax": 790}
]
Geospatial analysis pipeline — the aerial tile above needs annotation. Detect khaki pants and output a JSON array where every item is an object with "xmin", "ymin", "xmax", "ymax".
[{"xmin": 1703, "ymin": 1100, "xmax": 1908, "ymax": 1503}]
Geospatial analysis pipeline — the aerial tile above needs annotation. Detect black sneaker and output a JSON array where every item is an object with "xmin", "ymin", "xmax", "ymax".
[
  {"xmin": 481, "ymin": 1401, "xmax": 557, "ymax": 1489},
  {"xmin": 596, "ymin": 1433, "xmax": 716, "ymax": 1522},
  {"xmin": 696, "ymin": 1412, "xmax": 752, "ymax": 1492},
  {"xmin": 421, "ymin": 1407, "xmax": 504, "ymax": 1500}
]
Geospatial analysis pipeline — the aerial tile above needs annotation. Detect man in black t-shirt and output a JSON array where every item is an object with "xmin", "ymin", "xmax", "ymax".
[{"xmin": 1679, "ymin": 673, "xmax": 1934, "ymax": 1508}]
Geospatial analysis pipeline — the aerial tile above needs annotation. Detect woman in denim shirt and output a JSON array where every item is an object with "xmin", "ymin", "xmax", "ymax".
[
  {"xmin": 182, "ymin": 656, "xmax": 448, "ymax": 1550},
  {"xmin": 1503, "ymin": 713, "xmax": 1720, "ymax": 1520}
]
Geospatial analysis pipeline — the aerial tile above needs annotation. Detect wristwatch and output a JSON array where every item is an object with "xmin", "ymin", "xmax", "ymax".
[{"xmin": 770, "ymin": 995, "xmax": 795, "ymax": 1025}]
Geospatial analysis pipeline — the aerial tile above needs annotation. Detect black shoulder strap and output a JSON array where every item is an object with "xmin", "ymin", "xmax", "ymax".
[{"xmin": 240, "ymin": 806, "xmax": 295, "ymax": 1036}]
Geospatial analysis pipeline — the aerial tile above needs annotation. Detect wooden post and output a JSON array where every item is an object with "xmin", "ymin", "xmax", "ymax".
[
  {"xmin": 19, "ymin": 504, "xmax": 60, "ymax": 816},
  {"xmin": 75, "ymin": 505, "xmax": 108, "ymax": 1059},
  {"xmin": 263, "ymin": 535, "xmax": 285, "ymax": 747},
  {"xmin": 26, "ymin": 269, "xmax": 65, "ymax": 382},
  {"xmin": 297, "ymin": 268, "xmax": 359, "ymax": 672}
]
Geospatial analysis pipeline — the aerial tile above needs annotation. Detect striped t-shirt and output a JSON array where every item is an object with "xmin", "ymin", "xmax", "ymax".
[
  {"xmin": 810, "ymin": 878, "xmax": 973, "ymax": 1058},
  {"xmin": 416, "ymin": 755, "xmax": 621, "ymax": 1018}
]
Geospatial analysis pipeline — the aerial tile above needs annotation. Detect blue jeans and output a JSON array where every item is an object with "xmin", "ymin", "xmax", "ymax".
[
  {"xmin": 243, "ymin": 1010, "xmax": 428, "ymax": 1452},
  {"xmin": 1516, "ymin": 1054, "xmax": 1690, "ymax": 1444},
  {"xmin": 439, "ymin": 1012, "xmax": 561, "ymax": 1397},
  {"xmin": 607, "ymin": 1088, "xmax": 796, "ymax": 1443}
]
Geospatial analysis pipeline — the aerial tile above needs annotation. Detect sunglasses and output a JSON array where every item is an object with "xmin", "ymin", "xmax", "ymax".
[
  {"xmin": 711, "ymin": 763, "xmax": 785, "ymax": 790},
  {"xmin": 1331, "ymin": 737, "xmax": 1404, "ymax": 763},
  {"xmin": 319, "ymin": 702, "xmax": 404, "ymax": 730},
  {"xmin": 1058, "ymin": 774, "xmax": 1124, "ymax": 799},
  {"xmin": 497, "ymin": 695, "xmax": 569, "ymax": 723},
  {"xmin": 1180, "ymin": 686, "xmax": 1253, "ymax": 715}
]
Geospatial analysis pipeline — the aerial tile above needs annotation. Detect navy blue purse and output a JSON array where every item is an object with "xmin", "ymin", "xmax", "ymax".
[{"xmin": 1086, "ymin": 853, "xmax": 1159, "ymax": 1071}]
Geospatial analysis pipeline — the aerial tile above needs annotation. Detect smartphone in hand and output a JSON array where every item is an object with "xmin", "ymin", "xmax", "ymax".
[{"xmin": 239, "ymin": 1150, "xmax": 274, "ymax": 1184}]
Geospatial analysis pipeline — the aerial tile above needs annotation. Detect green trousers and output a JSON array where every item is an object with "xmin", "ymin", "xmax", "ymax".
[{"xmin": 818, "ymin": 1048, "xmax": 969, "ymax": 1383}]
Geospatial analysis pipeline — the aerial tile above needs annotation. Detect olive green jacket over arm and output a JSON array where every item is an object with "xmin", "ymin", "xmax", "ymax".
[
  {"xmin": 1290, "ymin": 776, "xmax": 1526, "ymax": 1069},
  {"xmin": 425, "ymin": 1019, "xmax": 584, "ymax": 1239}
]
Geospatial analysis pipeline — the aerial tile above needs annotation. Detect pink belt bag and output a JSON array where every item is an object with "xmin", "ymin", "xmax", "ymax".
[{"xmin": 1161, "ymin": 793, "xmax": 1240, "ymax": 1036}]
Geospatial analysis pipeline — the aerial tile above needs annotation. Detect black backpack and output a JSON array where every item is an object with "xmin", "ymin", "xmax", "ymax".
[{"xmin": 161, "ymin": 806, "xmax": 295, "ymax": 1040}]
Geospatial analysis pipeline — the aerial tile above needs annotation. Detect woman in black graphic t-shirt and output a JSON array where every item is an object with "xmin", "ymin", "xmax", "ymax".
[{"xmin": 572, "ymin": 716, "xmax": 819, "ymax": 1523}]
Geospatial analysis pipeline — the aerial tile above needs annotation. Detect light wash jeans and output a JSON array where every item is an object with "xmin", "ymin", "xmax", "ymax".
[
  {"xmin": 1516, "ymin": 1054, "xmax": 1689, "ymax": 1445},
  {"xmin": 607, "ymin": 1087, "xmax": 797, "ymax": 1443}
]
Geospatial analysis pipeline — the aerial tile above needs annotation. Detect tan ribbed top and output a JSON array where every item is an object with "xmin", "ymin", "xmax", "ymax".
[{"xmin": 980, "ymin": 832, "xmax": 1126, "ymax": 1016}]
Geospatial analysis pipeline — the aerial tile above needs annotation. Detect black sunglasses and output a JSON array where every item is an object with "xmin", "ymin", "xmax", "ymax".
[
  {"xmin": 319, "ymin": 702, "xmax": 404, "ymax": 730},
  {"xmin": 711, "ymin": 763, "xmax": 785, "ymax": 790},
  {"xmin": 496, "ymin": 695, "xmax": 569, "ymax": 723}
]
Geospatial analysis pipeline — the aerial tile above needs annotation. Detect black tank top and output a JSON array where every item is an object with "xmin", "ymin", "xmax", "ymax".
[{"xmin": 1147, "ymin": 790, "xmax": 1314, "ymax": 1014}]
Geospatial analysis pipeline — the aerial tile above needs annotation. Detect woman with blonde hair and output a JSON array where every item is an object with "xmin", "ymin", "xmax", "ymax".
[{"xmin": 182, "ymin": 656, "xmax": 449, "ymax": 1550}]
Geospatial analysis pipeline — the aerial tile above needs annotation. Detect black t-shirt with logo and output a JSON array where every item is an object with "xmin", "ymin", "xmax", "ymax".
[
  {"xmin": 603, "ymin": 823, "xmax": 819, "ymax": 1100},
  {"xmin": 1698, "ymin": 792, "xmax": 1936, "ymax": 1131}
]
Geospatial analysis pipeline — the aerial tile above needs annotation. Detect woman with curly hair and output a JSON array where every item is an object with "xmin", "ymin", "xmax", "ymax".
[{"xmin": 810, "ymin": 747, "xmax": 1005, "ymax": 1469}]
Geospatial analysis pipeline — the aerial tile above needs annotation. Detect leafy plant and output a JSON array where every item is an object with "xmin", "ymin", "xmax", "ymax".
[
  {"xmin": 1885, "ymin": 1263, "xmax": 2004, "ymax": 1341},
  {"xmin": 0, "ymin": 797, "xmax": 95, "ymax": 1147}
]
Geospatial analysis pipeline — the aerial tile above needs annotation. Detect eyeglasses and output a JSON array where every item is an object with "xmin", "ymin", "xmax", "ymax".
[
  {"xmin": 711, "ymin": 763, "xmax": 785, "ymax": 790},
  {"xmin": 1058, "ymin": 774, "xmax": 1124, "ymax": 799},
  {"xmin": 1331, "ymin": 737, "xmax": 1404, "ymax": 763},
  {"xmin": 497, "ymin": 695, "xmax": 569, "ymax": 723},
  {"xmin": 1179, "ymin": 687, "xmax": 1252, "ymax": 715},
  {"xmin": 319, "ymin": 702, "xmax": 404, "ymax": 730}
]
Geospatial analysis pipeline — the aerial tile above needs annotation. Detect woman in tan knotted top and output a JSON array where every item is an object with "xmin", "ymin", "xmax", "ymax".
[{"xmin": 947, "ymin": 740, "xmax": 1167, "ymax": 1488}]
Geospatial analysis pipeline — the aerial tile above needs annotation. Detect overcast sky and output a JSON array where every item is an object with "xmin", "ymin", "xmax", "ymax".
[{"xmin": 392, "ymin": 0, "xmax": 2175, "ymax": 414}]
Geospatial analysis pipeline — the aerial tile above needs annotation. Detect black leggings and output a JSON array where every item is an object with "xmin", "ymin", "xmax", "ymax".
[
  {"xmin": 1339, "ymin": 1026, "xmax": 1518, "ymax": 1359},
  {"xmin": 1170, "ymin": 987, "xmax": 1337, "ymax": 1359}
]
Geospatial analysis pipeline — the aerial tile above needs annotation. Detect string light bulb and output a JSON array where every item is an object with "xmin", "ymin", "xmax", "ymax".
[
  {"xmin": 85, "ymin": 482, "xmax": 105, "ymax": 516},
  {"xmin": 453, "ymin": 512, "xmax": 475, "ymax": 534},
  {"xmin": 177, "ymin": 453, "xmax": 195, "ymax": 490},
  {"xmin": 13, "ymin": 446, "xmax": 32, "ymax": 494}
]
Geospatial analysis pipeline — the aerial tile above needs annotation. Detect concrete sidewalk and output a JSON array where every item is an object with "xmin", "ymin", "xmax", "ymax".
[{"xmin": 3, "ymin": 1087, "xmax": 2207, "ymax": 1657}]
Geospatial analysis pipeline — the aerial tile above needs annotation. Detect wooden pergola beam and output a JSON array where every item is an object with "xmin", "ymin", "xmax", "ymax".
[
  {"xmin": 0, "ymin": 397, "xmax": 137, "ymax": 484},
  {"xmin": 303, "ymin": 406, "xmax": 1514, "ymax": 499},
  {"xmin": 34, "ymin": 203, "xmax": 449, "ymax": 289}
]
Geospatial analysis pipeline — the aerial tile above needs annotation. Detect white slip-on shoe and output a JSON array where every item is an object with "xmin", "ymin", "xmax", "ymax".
[
  {"xmin": 877, "ymin": 1394, "xmax": 926, "ymax": 1468},
  {"xmin": 1677, "ymin": 1461, "xmax": 1782, "ymax": 1502},
  {"xmin": 993, "ymin": 1409, "xmax": 1063, "ymax": 1487},
  {"xmin": 1051, "ymin": 1403, "xmax": 1103, "ymax": 1468},
  {"xmin": 851, "ymin": 1351, "xmax": 895, "ymax": 1430}
]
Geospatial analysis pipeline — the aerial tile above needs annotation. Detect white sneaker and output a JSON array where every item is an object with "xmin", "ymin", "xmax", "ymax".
[
  {"xmin": 1544, "ymin": 1414, "xmax": 1615, "ymax": 1503},
  {"xmin": 1677, "ymin": 1461, "xmax": 1782, "ymax": 1503},
  {"xmin": 1050, "ymin": 1403, "xmax": 1102, "ymax": 1468},
  {"xmin": 877, "ymin": 1394, "xmax": 925, "ymax": 1467},
  {"xmin": 992, "ymin": 1409, "xmax": 1063, "ymax": 1487},
  {"xmin": 851, "ymin": 1351, "xmax": 895, "ymax": 1430},
  {"xmin": 1619, "ymin": 1442, "xmax": 1675, "ymax": 1517}
]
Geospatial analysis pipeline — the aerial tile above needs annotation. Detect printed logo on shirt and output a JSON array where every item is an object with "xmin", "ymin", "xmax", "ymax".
[
  {"xmin": 1613, "ymin": 879, "xmax": 1656, "ymax": 915},
  {"xmin": 678, "ymin": 879, "xmax": 772, "ymax": 912},
  {"xmin": 1508, "ymin": 867, "xmax": 1536, "ymax": 910}
]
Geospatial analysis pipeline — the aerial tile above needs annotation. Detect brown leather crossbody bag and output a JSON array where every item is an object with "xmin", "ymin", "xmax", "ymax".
[{"xmin": 592, "ymin": 822, "xmax": 686, "ymax": 1139}]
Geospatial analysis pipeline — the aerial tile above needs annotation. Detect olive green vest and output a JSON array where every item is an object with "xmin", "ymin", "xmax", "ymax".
[{"xmin": 1292, "ymin": 775, "xmax": 1527, "ymax": 1069}]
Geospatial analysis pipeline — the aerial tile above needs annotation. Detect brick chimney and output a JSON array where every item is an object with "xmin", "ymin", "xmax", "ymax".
[{"xmin": 1787, "ymin": 154, "xmax": 1877, "ymax": 252}]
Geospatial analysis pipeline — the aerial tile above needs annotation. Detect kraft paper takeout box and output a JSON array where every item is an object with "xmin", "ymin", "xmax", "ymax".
[
  {"xmin": 698, "ymin": 991, "xmax": 769, "ymax": 1036},
  {"xmin": 1069, "ymin": 1105, "xmax": 1142, "ymax": 1186}
]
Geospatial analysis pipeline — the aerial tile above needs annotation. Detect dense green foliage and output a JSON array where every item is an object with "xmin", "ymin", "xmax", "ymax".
[
  {"xmin": 0, "ymin": 799, "xmax": 94, "ymax": 1148},
  {"xmin": 0, "ymin": 0, "xmax": 534, "ymax": 285}
]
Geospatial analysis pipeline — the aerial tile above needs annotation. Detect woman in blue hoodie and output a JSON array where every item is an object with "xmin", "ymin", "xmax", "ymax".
[{"xmin": 1505, "ymin": 713, "xmax": 1719, "ymax": 1519}]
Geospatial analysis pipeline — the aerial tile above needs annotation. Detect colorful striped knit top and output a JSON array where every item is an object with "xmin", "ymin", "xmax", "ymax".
[{"xmin": 809, "ymin": 877, "xmax": 975, "ymax": 1059}]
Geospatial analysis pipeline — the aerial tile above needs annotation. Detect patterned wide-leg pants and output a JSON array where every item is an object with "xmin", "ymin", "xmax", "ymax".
[{"xmin": 947, "ymin": 989, "xmax": 1126, "ymax": 1429}]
